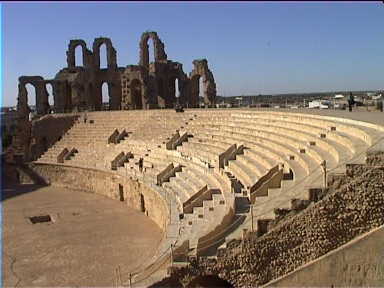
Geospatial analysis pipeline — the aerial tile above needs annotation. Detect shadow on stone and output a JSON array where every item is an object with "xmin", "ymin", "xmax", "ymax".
[{"xmin": 186, "ymin": 275, "xmax": 234, "ymax": 288}]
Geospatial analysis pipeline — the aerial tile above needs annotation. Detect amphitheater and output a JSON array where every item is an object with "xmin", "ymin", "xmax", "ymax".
[{"xmin": 3, "ymin": 107, "xmax": 384, "ymax": 287}]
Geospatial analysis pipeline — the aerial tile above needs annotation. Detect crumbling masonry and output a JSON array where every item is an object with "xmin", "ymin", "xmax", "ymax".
[{"xmin": 16, "ymin": 31, "xmax": 216, "ymax": 114}]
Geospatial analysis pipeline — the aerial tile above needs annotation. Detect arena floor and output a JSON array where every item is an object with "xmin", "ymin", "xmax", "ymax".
[{"xmin": 2, "ymin": 185, "xmax": 163, "ymax": 287}]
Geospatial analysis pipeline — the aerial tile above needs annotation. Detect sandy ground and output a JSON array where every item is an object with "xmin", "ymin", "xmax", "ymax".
[{"xmin": 2, "ymin": 184, "xmax": 163, "ymax": 287}]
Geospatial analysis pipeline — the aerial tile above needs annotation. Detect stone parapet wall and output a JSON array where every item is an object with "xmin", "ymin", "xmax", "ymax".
[{"xmin": 28, "ymin": 163, "xmax": 169, "ymax": 231}]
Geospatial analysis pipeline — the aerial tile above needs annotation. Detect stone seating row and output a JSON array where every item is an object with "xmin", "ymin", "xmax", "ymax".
[
  {"xmin": 189, "ymin": 120, "xmax": 345, "ymax": 164},
  {"xmin": 192, "ymin": 110, "xmax": 381, "ymax": 147}
]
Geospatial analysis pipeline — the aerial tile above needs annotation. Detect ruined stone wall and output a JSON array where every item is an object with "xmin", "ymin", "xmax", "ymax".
[
  {"xmin": 139, "ymin": 31, "xmax": 168, "ymax": 69},
  {"xmin": 27, "ymin": 163, "xmax": 169, "ymax": 231},
  {"xmin": 121, "ymin": 65, "xmax": 148, "ymax": 109},
  {"xmin": 59, "ymin": 38, "xmax": 122, "ymax": 111},
  {"xmin": 190, "ymin": 59, "xmax": 217, "ymax": 107},
  {"xmin": 16, "ymin": 32, "xmax": 217, "ymax": 114},
  {"xmin": 165, "ymin": 159, "xmax": 384, "ymax": 287}
]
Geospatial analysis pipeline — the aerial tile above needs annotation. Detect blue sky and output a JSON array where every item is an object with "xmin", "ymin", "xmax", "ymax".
[{"xmin": 2, "ymin": 1, "xmax": 384, "ymax": 106}]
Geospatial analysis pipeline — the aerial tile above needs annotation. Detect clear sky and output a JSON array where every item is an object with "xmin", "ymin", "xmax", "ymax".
[{"xmin": 2, "ymin": 1, "xmax": 384, "ymax": 107}]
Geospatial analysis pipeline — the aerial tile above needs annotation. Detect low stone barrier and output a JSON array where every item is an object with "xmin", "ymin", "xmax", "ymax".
[
  {"xmin": 182, "ymin": 185, "xmax": 209, "ymax": 214},
  {"xmin": 219, "ymin": 144, "xmax": 237, "ymax": 169},
  {"xmin": 57, "ymin": 148, "xmax": 69, "ymax": 163},
  {"xmin": 249, "ymin": 165, "xmax": 283, "ymax": 203},
  {"xmin": 166, "ymin": 132, "xmax": 181, "ymax": 150},
  {"xmin": 26, "ymin": 162, "xmax": 169, "ymax": 231},
  {"xmin": 156, "ymin": 163, "xmax": 182, "ymax": 186},
  {"xmin": 166, "ymin": 131, "xmax": 189, "ymax": 150},
  {"xmin": 108, "ymin": 129, "xmax": 120, "ymax": 144}
]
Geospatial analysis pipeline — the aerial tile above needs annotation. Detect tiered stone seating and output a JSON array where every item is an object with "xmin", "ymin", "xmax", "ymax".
[
  {"xmin": 124, "ymin": 147, "xmax": 235, "ymax": 254},
  {"xmin": 33, "ymin": 109, "xmax": 384, "ymax": 260},
  {"xmin": 179, "ymin": 110, "xmax": 384, "ymax": 251}
]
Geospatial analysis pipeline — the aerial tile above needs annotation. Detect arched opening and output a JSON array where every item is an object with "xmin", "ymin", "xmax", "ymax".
[
  {"xmin": 99, "ymin": 43, "xmax": 108, "ymax": 69},
  {"xmin": 199, "ymin": 76, "xmax": 204, "ymax": 106},
  {"xmin": 74, "ymin": 45, "xmax": 84, "ymax": 67},
  {"xmin": 131, "ymin": 79, "xmax": 143, "ymax": 109},
  {"xmin": 169, "ymin": 77, "xmax": 179, "ymax": 107},
  {"xmin": 175, "ymin": 78, "xmax": 180, "ymax": 99},
  {"xmin": 101, "ymin": 82, "xmax": 110, "ymax": 110},
  {"xmin": 148, "ymin": 38, "xmax": 155, "ymax": 64},
  {"xmin": 25, "ymin": 83, "xmax": 36, "ymax": 115},
  {"xmin": 46, "ymin": 83, "xmax": 54, "ymax": 112}
]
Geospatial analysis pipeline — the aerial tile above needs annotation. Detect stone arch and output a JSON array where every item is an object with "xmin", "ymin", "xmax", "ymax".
[
  {"xmin": 66, "ymin": 40, "xmax": 89, "ymax": 68},
  {"xmin": 189, "ymin": 59, "xmax": 217, "ymax": 107},
  {"xmin": 92, "ymin": 37, "xmax": 117, "ymax": 70},
  {"xmin": 18, "ymin": 76, "xmax": 49, "ymax": 116},
  {"xmin": 168, "ymin": 75, "xmax": 186, "ymax": 107},
  {"xmin": 139, "ymin": 31, "xmax": 168, "ymax": 69}
]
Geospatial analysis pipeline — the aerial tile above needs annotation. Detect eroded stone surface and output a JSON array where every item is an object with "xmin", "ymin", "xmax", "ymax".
[{"xmin": 2, "ymin": 185, "xmax": 163, "ymax": 287}]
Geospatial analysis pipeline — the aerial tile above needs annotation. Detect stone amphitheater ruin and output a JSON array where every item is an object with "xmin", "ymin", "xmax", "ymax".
[{"xmin": 3, "ymin": 31, "xmax": 384, "ymax": 287}]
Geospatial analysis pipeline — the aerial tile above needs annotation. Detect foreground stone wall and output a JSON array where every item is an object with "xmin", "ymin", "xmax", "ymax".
[
  {"xmin": 164, "ymin": 159, "xmax": 384, "ymax": 287},
  {"xmin": 28, "ymin": 163, "xmax": 169, "ymax": 231},
  {"xmin": 366, "ymin": 151, "xmax": 384, "ymax": 166},
  {"xmin": 265, "ymin": 225, "xmax": 384, "ymax": 287}
]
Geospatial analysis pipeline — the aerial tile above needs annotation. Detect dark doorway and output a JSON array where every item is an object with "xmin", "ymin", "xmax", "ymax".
[
  {"xmin": 119, "ymin": 184, "xmax": 124, "ymax": 202},
  {"xmin": 140, "ymin": 193, "xmax": 145, "ymax": 212}
]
